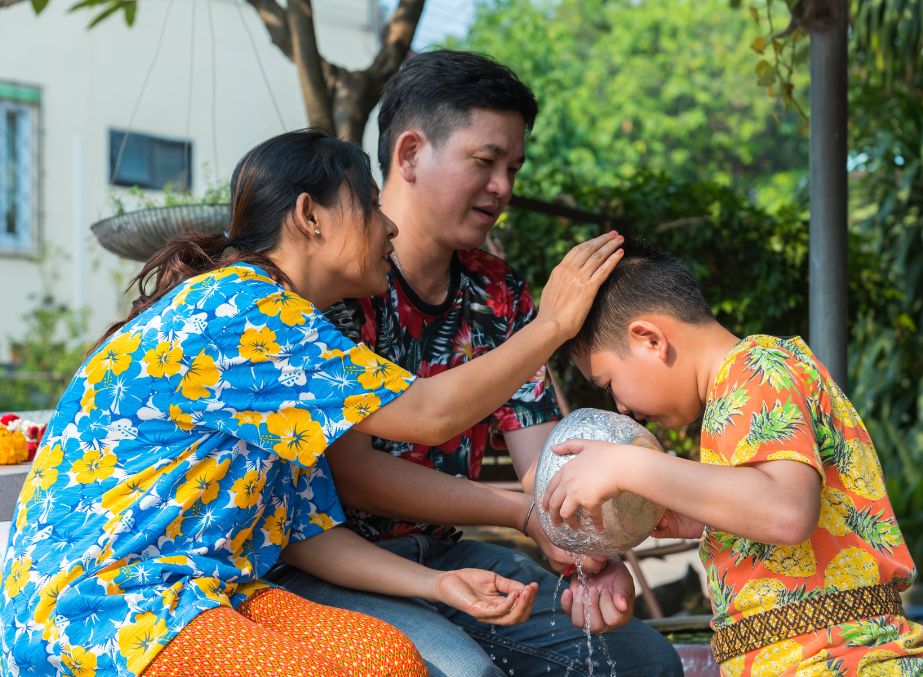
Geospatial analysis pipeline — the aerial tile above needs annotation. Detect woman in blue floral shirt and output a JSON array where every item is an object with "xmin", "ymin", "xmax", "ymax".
[{"xmin": 0, "ymin": 130, "xmax": 624, "ymax": 676}]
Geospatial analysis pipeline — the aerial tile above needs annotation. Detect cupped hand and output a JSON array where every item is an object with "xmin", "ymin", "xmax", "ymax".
[
  {"xmin": 541, "ymin": 439, "xmax": 624, "ymax": 532},
  {"xmin": 561, "ymin": 558, "xmax": 635, "ymax": 633},
  {"xmin": 433, "ymin": 569, "xmax": 538, "ymax": 626},
  {"xmin": 651, "ymin": 509, "xmax": 705, "ymax": 540},
  {"xmin": 536, "ymin": 231, "xmax": 624, "ymax": 340}
]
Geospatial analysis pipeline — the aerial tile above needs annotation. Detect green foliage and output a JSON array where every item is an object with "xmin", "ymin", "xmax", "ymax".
[
  {"xmin": 0, "ymin": 296, "xmax": 89, "ymax": 412},
  {"xmin": 29, "ymin": 0, "xmax": 137, "ymax": 26},
  {"xmin": 0, "ymin": 248, "xmax": 91, "ymax": 411},
  {"xmin": 453, "ymin": 0, "xmax": 808, "ymax": 209},
  {"xmin": 107, "ymin": 168, "xmax": 231, "ymax": 216},
  {"xmin": 845, "ymin": 0, "xmax": 923, "ymax": 565}
]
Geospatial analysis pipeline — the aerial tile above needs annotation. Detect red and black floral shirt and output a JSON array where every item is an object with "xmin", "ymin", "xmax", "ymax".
[{"xmin": 325, "ymin": 249, "xmax": 561, "ymax": 541}]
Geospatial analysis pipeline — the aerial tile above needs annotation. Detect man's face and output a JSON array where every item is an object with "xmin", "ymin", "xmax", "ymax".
[
  {"xmin": 412, "ymin": 108, "xmax": 526, "ymax": 251},
  {"xmin": 574, "ymin": 346, "xmax": 697, "ymax": 429}
]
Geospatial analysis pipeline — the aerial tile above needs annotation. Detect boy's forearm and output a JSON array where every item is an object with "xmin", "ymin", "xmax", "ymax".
[{"xmin": 618, "ymin": 445, "xmax": 821, "ymax": 545}]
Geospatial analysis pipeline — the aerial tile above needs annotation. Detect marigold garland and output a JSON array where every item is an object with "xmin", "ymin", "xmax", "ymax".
[{"xmin": 0, "ymin": 414, "xmax": 46, "ymax": 465}]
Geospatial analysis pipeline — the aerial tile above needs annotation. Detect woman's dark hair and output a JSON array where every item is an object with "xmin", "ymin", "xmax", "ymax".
[
  {"xmin": 377, "ymin": 49, "xmax": 539, "ymax": 179},
  {"xmin": 561, "ymin": 239, "xmax": 715, "ymax": 361},
  {"xmin": 91, "ymin": 129, "xmax": 375, "ymax": 352}
]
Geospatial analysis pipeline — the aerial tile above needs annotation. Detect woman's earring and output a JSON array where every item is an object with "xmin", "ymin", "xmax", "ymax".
[{"xmin": 314, "ymin": 228, "xmax": 321, "ymax": 236}]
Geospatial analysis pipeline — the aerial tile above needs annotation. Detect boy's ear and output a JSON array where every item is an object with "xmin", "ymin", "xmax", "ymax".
[
  {"xmin": 627, "ymin": 319, "xmax": 670, "ymax": 362},
  {"xmin": 393, "ymin": 129, "xmax": 425, "ymax": 184}
]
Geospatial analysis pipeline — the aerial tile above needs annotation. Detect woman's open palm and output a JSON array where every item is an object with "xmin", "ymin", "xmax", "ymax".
[{"xmin": 434, "ymin": 569, "xmax": 538, "ymax": 625}]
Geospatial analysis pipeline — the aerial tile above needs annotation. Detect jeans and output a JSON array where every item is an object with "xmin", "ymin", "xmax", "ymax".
[{"xmin": 266, "ymin": 535, "xmax": 684, "ymax": 677}]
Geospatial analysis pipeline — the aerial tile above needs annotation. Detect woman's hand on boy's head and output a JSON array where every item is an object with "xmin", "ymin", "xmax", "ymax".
[
  {"xmin": 433, "ymin": 569, "xmax": 538, "ymax": 626},
  {"xmin": 651, "ymin": 509, "xmax": 705, "ymax": 540},
  {"xmin": 536, "ymin": 231, "xmax": 624, "ymax": 341},
  {"xmin": 542, "ymin": 439, "xmax": 625, "ymax": 532}
]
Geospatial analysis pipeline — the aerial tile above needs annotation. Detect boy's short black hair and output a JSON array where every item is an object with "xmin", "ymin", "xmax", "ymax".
[
  {"xmin": 377, "ymin": 49, "xmax": 539, "ymax": 179},
  {"xmin": 563, "ymin": 239, "xmax": 715, "ymax": 360}
]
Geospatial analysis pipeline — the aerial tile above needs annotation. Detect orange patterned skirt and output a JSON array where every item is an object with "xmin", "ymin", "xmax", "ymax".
[{"xmin": 143, "ymin": 588, "xmax": 428, "ymax": 676}]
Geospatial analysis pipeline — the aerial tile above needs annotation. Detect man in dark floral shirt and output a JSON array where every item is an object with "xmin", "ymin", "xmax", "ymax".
[{"xmin": 268, "ymin": 50, "xmax": 683, "ymax": 677}]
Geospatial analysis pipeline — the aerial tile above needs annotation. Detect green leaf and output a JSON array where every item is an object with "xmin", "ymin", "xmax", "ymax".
[
  {"xmin": 86, "ymin": 3, "xmax": 122, "ymax": 28},
  {"xmin": 124, "ymin": 0, "xmax": 136, "ymax": 25},
  {"xmin": 31, "ymin": 0, "xmax": 50, "ymax": 13}
]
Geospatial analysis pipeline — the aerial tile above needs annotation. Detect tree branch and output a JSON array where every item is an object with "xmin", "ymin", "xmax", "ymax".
[
  {"xmin": 245, "ymin": 0, "xmax": 292, "ymax": 60},
  {"xmin": 287, "ymin": 0, "xmax": 335, "ymax": 133},
  {"xmin": 369, "ymin": 0, "xmax": 425, "ymax": 79}
]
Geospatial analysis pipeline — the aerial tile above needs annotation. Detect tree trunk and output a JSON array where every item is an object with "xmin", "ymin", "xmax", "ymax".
[{"xmin": 249, "ymin": 0, "xmax": 425, "ymax": 144}]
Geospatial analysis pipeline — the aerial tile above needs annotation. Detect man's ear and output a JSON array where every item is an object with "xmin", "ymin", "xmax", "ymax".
[
  {"xmin": 393, "ymin": 129, "xmax": 425, "ymax": 183},
  {"xmin": 627, "ymin": 319, "xmax": 670, "ymax": 362}
]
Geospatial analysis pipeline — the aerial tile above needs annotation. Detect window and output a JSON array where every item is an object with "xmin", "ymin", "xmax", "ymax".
[
  {"xmin": 0, "ymin": 83, "xmax": 40, "ymax": 254},
  {"xmin": 109, "ymin": 129, "xmax": 192, "ymax": 191}
]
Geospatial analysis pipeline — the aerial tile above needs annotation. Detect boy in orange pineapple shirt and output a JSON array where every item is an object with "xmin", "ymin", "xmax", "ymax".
[{"xmin": 543, "ymin": 240, "xmax": 922, "ymax": 675}]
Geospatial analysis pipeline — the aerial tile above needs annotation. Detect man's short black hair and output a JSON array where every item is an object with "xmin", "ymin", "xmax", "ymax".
[
  {"xmin": 562, "ymin": 239, "xmax": 715, "ymax": 360},
  {"xmin": 377, "ymin": 49, "xmax": 539, "ymax": 179}
]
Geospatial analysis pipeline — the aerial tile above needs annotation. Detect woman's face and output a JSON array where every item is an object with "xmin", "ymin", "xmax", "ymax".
[{"xmin": 321, "ymin": 184, "xmax": 397, "ymax": 300}]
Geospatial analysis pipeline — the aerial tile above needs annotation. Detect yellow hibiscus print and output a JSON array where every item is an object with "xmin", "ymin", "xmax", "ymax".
[
  {"xmin": 160, "ymin": 581, "xmax": 182, "ymax": 611},
  {"xmin": 178, "ymin": 351, "xmax": 220, "ymax": 400},
  {"xmin": 231, "ymin": 470, "xmax": 267, "ymax": 509},
  {"xmin": 257, "ymin": 291, "xmax": 313, "ymax": 326},
  {"xmin": 81, "ymin": 386, "xmax": 96, "ymax": 411},
  {"xmin": 239, "ymin": 326, "xmax": 281, "ymax": 362},
  {"xmin": 234, "ymin": 410, "xmax": 264, "ymax": 427},
  {"xmin": 22, "ymin": 444, "xmax": 64, "ymax": 503},
  {"xmin": 265, "ymin": 408, "xmax": 327, "ymax": 467},
  {"xmin": 62, "ymin": 645, "xmax": 97, "ymax": 677},
  {"xmin": 175, "ymin": 457, "xmax": 231, "ymax": 508},
  {"xmin": 4, "ymin": 556, "xmax": 32, "ymax": 598},
  {"xmin": 117, "ymin": 611, "xmax": 169, "ymax": 674},
  {"xmin": 85, "ymin": 332, "xmax": 141, "ymax": 385},
  {"xmin": 348, "ymin": 343, "xmax": 407, "ymax": 392},
  {"xmin": 71, "ymin": 449, "xmax": 117, "ymax": 484},
  {"xmin": 102, "ymin": 448, "xmax": 192, "ymax": 514},
  {"xmin": 342, "ymin": 392, "xmax": 382, "ymax": 423},
  {"xmin": 35, "ymin": 564, "xmax": 84, "ymax": 639},
  {"xmin": 310, "ymin": 512, "xmax": 336, "ymax": 531},
  {"xmin": 169, "ymin": 404, "xmax": 196, "ymax": 432},
  {"xmin": 193, "ymin": 577, "xmax": 231, "ymax": 605},
  {"xmin": 266, "ymin": 506, "xmax": 287, "ymax": 546},
  {"xmin": 143, "ymin": 341, "xmax": 184, "ymax": 378}
]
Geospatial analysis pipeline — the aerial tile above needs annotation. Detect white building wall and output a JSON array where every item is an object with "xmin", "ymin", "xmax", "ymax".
[{"xmin": 0, "ymin": 0, "xmax": 381, "ymax": 360}]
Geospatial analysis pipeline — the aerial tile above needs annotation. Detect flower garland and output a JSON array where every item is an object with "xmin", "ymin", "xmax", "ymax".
[{"xmin": 0, "ymin": 414, "xmax": 46, "ymax": 465}]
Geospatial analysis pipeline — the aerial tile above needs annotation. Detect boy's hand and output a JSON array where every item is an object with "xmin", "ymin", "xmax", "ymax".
[
  {"xmin": 541, "ymin": 439, "xmax": 625, "ymax": 532},
  {"xmin": 561, "ymin": 557, "xmax": 635, "ymax": 633},
  {"xmin": 433, "ymin": 569, "xmax": 538, "ymax": 626},
  {"xmin": 651, "ymin": 509, "xmax": 705, "ymax": 540}
]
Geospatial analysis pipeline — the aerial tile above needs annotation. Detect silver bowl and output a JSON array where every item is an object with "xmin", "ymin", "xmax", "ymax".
[{"xmin": 534, "ymin": 408, "xmax": 666, "ymax": 555}]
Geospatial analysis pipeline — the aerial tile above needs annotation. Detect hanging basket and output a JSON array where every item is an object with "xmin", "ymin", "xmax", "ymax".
[{"xmin": 90, "ymin": 204, "xmax": 231, "ymax": 262}]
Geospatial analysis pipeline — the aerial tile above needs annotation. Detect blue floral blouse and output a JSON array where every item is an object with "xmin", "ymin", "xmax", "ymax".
[{"xmin": 0, "ymin": 264, "xmax": 415, "ymax": 676}]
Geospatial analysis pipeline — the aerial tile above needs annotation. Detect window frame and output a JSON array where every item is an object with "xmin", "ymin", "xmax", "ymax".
[
  {"xmin": 108, "ymin": 128, "xmax": 193, "ymax": 192},
  {"xmin": 0, "ymin": 82, "xmax": 42, "ymax": 257}
]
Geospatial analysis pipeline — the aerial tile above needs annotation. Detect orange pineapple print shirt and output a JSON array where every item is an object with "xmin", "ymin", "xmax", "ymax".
[{"xmin": 699, "ymin": 335, "xmax": 920, "ymax": 675}]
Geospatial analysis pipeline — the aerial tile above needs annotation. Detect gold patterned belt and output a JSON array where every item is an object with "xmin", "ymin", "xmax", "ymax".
[{"xmin": 711, "ymin": 583, "xmax": 905, "ymax": 664}]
